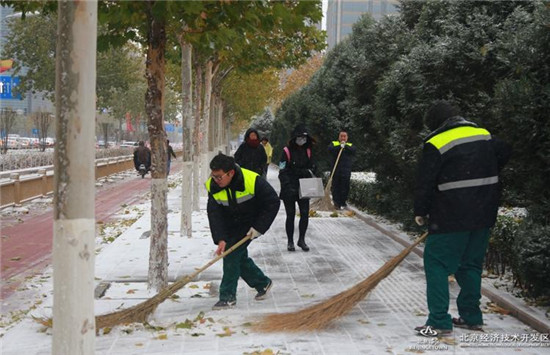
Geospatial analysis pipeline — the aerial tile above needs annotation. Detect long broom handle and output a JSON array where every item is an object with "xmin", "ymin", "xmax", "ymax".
[
  {"xmin": 190, "ymin": 234, "xmax": 252, "ymax": 278},
  {"xmin": 164, "ymin": 233, "xmax": 254, "ymax": 294},
  {"xmin": 324, "ymin": 146, "xmax": 344, "ymax": 192},
  {"xmin": 329, "ymin": 145, "xmax": 344, "ymax": 181}
]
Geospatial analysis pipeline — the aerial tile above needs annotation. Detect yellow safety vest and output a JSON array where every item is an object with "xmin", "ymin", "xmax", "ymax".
[
  {"xmin": 427, "ymin": 126, "xmax": 497, "ymax": 191},
  {"xmin": 332, "ymin": 141, "xmax": 353, "ymax": 147},
  {"xmin": 205, "ymin": 168, "xmax": 257, "ymax": 206}
]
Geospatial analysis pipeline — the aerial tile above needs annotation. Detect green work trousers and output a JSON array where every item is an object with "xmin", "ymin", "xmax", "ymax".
[
  {"xmin": 219, "ymin": 245, "xmax": 270, "ymax": 302},
  {"xmin": 423, "ymin": 228, "xmax": 490, "ymax": 329}
]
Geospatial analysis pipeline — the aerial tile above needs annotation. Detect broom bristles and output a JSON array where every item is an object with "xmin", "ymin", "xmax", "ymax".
[
  {"xmin": 255, "ymin": 233, "xmax": 428, "ymax": 332},
  {"xmin": 310, "ymin": 178, "xmax": 335, "ymax": 211},
  {"xmin": 95, "ymin": 235, "xmax": 253, "ymax": 331},
  {"xmin": 95, "ymin": 275, "xmax": 192, "ymax": 330}
]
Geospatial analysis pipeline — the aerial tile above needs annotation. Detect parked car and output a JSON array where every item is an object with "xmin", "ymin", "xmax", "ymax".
[
  {"xmin": 120, "ymin": 141, "xmax": 138, "ymax": 148},
  {"xmin": 17, "ymin": 137, "xmax": 32, "ymax": 149},
  {"xmin": 7, "ymin": 138, "xmax": 21, "ymax": 149},
  {"xmin": 45, "ymin": 137, "xmax": 55, "ymax": 147}
]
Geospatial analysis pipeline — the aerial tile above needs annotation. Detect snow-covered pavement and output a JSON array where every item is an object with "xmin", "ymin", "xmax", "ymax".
[{"xmin": 1, "ymin": 166, "xmax": 549, "ymax": 354}]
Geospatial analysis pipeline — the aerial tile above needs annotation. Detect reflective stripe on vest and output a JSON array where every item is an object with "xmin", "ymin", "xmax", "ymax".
[
  {"xmin": 332, "ymin": 141, "xmax": 352, "ymax": 147},
  {"xmin": 438, "ymin": 176, "xmax": 499, "ymax": 191},
  {"xmin": 205, "ymin": 168, "xmax": 257, "ymax": 206},
  {"xmin": 427, "ymin": 126, "xmax": 491, "ymax": 154},
  {"xmin": 428, "ymin": 126, "xmax": 497, "ymax": 192}
]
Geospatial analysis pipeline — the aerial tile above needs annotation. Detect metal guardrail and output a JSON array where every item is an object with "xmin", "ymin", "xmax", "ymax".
[{"xmin": 1, "ymin": 156, "xmax": 135, "ymax": 208}]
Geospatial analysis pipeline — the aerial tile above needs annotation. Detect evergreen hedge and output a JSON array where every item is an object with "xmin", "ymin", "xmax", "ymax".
[{"xmin": 273, "ymin": 1, "xmax": 550, "ymax": 302}]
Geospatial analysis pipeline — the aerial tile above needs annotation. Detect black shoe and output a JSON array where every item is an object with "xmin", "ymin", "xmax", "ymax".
[
  {"xmin": 415, "ymin": 325, "xmax": 452, "ymax": 337},
  {"xmin": 334, "ymin": 204, "xmax": 341, "ymax": 210},
  {"xmin": 287, "ymin": 243, "xmax": 295, "ymax": 251},
  {"xmin": 255, "ymin": 280, "xmax": 273, "ymax": 300},
  {"xmin": 297, "ymin": 240, "xmax": 310, "ymax": 252},
  {"xmin": 212, "ymin": 299, "xmax": 236, "ymax": 310},
  {"xmin": 452, "ymin": 317, "xmax": 483, "ymax": 331}
]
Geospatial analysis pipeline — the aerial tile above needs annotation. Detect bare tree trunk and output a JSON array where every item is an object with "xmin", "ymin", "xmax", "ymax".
[
  {"xmin": 145, "ymin": 2, "xmax": 168, "ymax": 291},
  {"xmin": 208, "ymin": 92, "xmax": 216, "ymax": 153},
  {"xmin": 225, "ymin": 112, "xmax": 232, "ymax": 155},
  {"xmin": 32, "ymin": 111, "xmax": 53, "ymax": 152},
  {"xmin": 0, "ymin": 108, "xmax": 16, "ymax": 154},
  {"xmin": 200, "ymin": 60, "xmax": 214, "ymax": 189},
  {"xmin": 52, "ymin": 1, "xmax": 97, "ymax": 353},
  {"xmin": 216, "ymin": 97, "xmax": 225, "ymax": 152},
  {"xmin": 192, "ymin": 58, "xmax": 203, "ymax": 212},
  {"xmin": 179, "ymin": 37, "xmax": 193, "ymax": 237}
]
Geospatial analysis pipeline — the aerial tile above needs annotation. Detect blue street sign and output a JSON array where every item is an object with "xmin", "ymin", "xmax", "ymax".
[
  {"xmin": 32, "ymin": 128, "xmax": 39, "ymax": 135},
  {"xmin": 0, "ymin": 76, "xmax": 21, "ymax": 100},
  {"xmin": 165, "ymin": 123, "xmax": 175, "ymax": 132}
]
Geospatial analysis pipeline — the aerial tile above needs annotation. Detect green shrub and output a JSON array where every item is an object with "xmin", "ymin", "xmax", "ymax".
[
  {"xmin": 348, "ymin": 178, "xmax": 418, "ymax": 232},
  {"xmin": 514, "ymin": 220, "xmax": 550, "ymax": 300},
  {"xmin": 486, "ymin": 214, "xmax": 522, "ymax": 276}
]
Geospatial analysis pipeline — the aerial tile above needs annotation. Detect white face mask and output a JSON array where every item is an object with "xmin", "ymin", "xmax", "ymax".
[{"xmin": 295, "ymin": 137, "xmax": 307, "ymax": 146}]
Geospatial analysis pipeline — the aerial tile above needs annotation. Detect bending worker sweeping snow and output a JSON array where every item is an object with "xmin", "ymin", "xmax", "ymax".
[
  {"xmin": 414, "ymin": 100, "xmax": 511, "ymax": 337},
  {"xmin": 206, "ymin": 153, "xmax": 280, "ymax": 310}
]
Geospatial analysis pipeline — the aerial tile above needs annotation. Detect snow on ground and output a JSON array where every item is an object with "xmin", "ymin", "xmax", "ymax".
[{"xmin": 1, "ymin": 167, "xmax": 549, "ymax": 354}]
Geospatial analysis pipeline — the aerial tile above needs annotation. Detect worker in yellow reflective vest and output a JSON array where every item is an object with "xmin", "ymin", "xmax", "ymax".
[
  {"xmin": 206, "ymin": 153, "xmax": 280, "ymax": 310},
  {"xmin": 328, "ymin": 130, "xmax": 356, "ymax": 209},
  {"xmin": 414, "ymin": 100, "xmax": 511, "ymax": 337}
]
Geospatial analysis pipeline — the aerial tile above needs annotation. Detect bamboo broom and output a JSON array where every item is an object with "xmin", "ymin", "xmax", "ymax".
[
  {"xmin": 94, "ymin": 234, "xmax": 253, "ymax": 331},
  {"xmin": 311, "ymin": 145, "xmax": 344, "ymax": 211},
  {"xmin": 255, "ymin": 232, "xmax": 428, "ymax": 332}
]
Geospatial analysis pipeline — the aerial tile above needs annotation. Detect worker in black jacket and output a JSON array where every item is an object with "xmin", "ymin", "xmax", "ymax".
[
  {"xmin": 234, "ymin": 128, "xmax": 267, "ymax": 175},
  {"xmin": 206, "ymin": 153, "xmax": 280, "ymax": 310},
  {"xmin": 414, "ymin": 100, "xmax": 511, "ymax": 336},
  {"xmin": 328, "ymin": 130, "xmax": 356, "ymax": 209}
]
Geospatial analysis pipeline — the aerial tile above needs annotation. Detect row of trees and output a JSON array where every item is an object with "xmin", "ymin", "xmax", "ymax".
[
  {"xmin": 1, "ymin": 11, "xmax": 181, "ymax": 145},
  {"xmin": 271, "ymin": 0, "xmax": 549, "ymax": 297},
  {"xmin": 1, "ymin": 1, "xmax": 325, "ymax": 352}
]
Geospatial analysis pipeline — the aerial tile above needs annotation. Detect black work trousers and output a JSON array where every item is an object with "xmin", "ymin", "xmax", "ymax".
[
  {"xmin": 331, "ymin": 173, "xmax": 351, "ymax": 207},
  {"xmin": 282, "ymin": 198, "xmax": 309, "ymax": 243}
]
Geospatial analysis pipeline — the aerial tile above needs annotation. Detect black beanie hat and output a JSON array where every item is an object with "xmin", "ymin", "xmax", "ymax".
[{"xmin": 425, "ymin": 100, "xmax": 460, "ymax": 131}]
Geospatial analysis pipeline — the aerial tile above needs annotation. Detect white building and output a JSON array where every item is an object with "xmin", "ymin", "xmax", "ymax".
[{"xmin": 326, "ymin": 0, "xmax": 399, "ymax": 50}]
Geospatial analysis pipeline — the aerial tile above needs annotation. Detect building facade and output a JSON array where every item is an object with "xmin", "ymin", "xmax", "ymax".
[{"xmin": 326, "ymin": 0, "xmax": 399, "ymax": 50}]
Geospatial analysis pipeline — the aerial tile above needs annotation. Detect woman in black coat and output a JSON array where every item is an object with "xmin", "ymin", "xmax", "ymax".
[
  {"xmin": 278, "ymin": 124, "xmax": 316, "ymax": 252},
  {"xmin": 234, "ymin": 128, "xmax": 267, "ymax": 175}
]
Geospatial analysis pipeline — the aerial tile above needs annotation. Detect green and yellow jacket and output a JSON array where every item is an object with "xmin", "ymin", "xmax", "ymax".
[{"xmin": 206, "ymin": 166, "xmax": 280, "ymax": 247}]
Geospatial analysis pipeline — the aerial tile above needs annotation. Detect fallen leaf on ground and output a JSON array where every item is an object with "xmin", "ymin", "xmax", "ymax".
[
  {"xmin": 439, "ymin": 337, "xmax": 457, "ymax": 345},
  {"xmin": 216, "ymin": 327, "xmax": 235, "ymax": 337},
  {"xmin": 486, "ymin": 302, "xmax": 510, "ymax": 315},
  {"xmin": 175, "ymin": 319, "xmax": 194, "ymax": 329}
]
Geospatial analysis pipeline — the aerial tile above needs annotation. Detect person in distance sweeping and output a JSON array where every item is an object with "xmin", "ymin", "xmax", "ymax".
[
  {"xmin": 414, "ymin": 100, "xmax": 511, "ymax": 336},
  {"xmin": 206, "ymin": 153, "xmax": 280, "ymax": 310},
  {"xmin": 328, "ymin": 130, "xmax": 356, "ymax": 210},
  {"xmin": 278, "ymin": 124, "xmax": 316, "ymax": 252}
]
